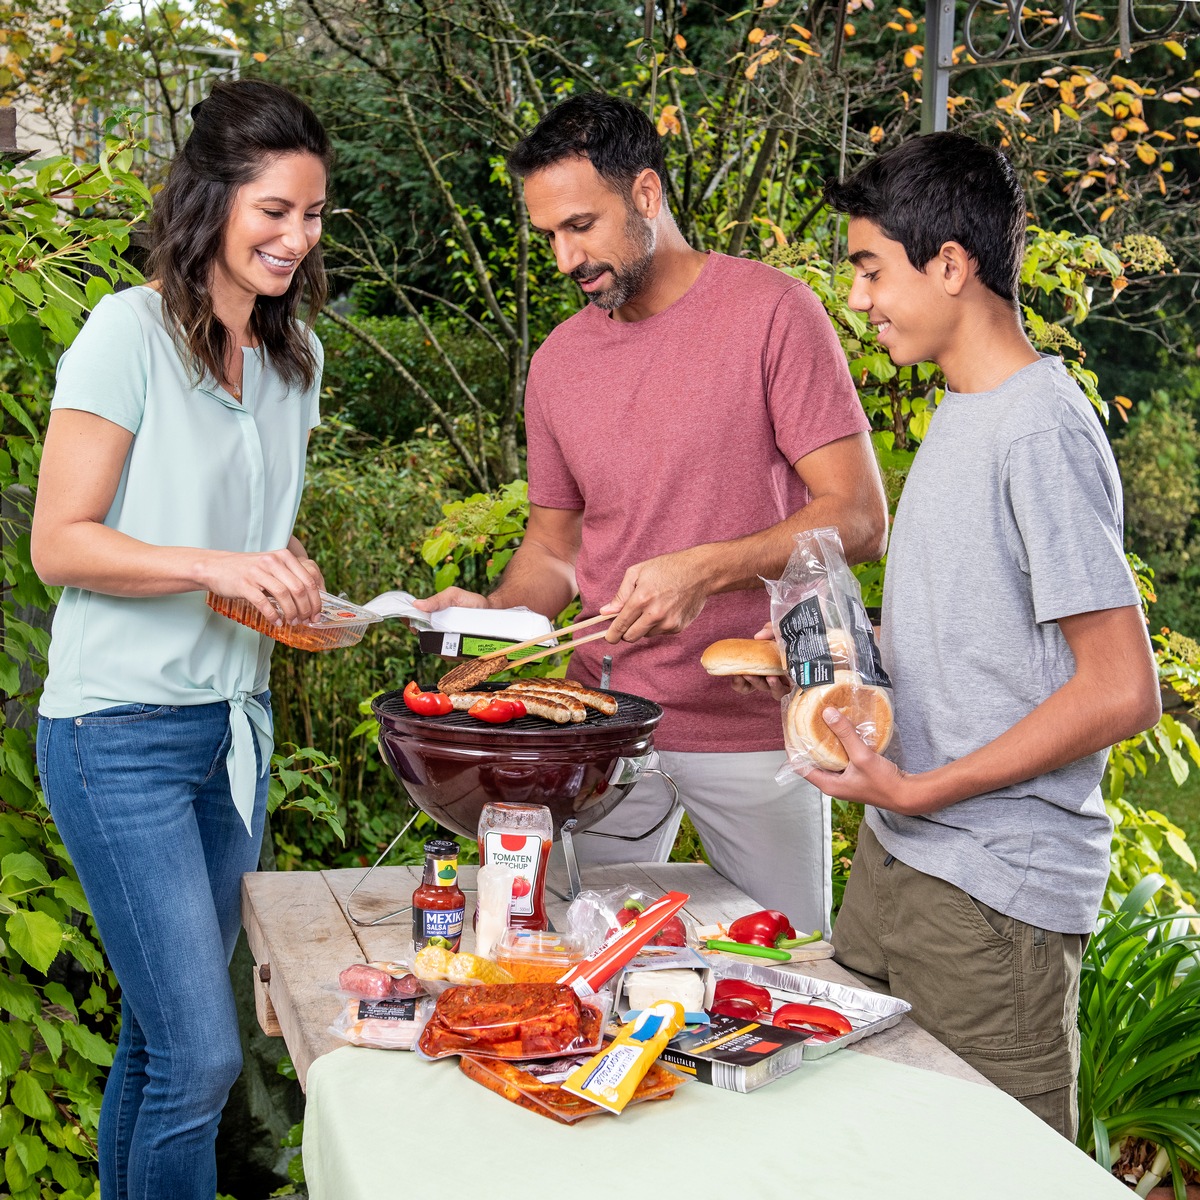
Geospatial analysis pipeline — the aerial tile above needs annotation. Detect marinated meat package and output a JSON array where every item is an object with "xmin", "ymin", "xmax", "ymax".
[
  {"xmin": 417, "ymin": 983, "xmax": 609, "ymax": 1060},
  {"xmin": 766, "ymin": 527, "xmax": 895, "ymax": 778},
  {"xmin": 337, "ymin": 961, "xmax": 424, "ymax": 1000},
  {"xmin": 330, "ymin": 995, "xmax": 430, "ymax": 1050},
  {"xmin": 459, "ymin": 1052, "xmax": 685, "ymax": 1124}
]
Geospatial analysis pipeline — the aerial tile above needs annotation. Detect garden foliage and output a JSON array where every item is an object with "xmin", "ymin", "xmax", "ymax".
[{"xmin": 0, "ymin": 124, "xmax": 149, "ymax": 1200}]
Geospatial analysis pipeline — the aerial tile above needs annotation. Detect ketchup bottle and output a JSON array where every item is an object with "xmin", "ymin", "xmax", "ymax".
[
  {"xmin": 477, "ymin": 803, "xmax": 553, "ymax": 931},
  {"xmin": 412, "ymin": 839, "xmax": 466, "ymax": 951}
]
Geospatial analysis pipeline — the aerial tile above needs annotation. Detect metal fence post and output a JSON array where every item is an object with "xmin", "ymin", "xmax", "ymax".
[{"xmin": 921, "ymin": 0, "xmax": 957, "ymax": 133}]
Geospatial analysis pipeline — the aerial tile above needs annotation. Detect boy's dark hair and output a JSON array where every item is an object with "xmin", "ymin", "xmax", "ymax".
[
  {"xmin": 507, "ymin": 92, "xmax": 666, "ymax": 200},
  {"xmin": 824, "ymin": 133, "xmax": 1026, "ymax": 303}
]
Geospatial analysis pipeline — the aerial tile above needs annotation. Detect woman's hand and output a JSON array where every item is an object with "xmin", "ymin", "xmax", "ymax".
[{"xmin": 201, "ymin": 545, "xmax": 324, "ymax": 625}]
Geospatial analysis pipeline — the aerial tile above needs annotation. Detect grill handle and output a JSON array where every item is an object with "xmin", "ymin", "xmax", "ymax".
[
  {"xmin": 560, "ymin": 768, "xmax": 680, "ymax": 899},
  {"xmin": 575, "ymin": 767, "xmax": 681, "ymax": 843}
]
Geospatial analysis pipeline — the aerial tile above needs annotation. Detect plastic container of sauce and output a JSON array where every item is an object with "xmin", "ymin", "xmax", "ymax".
[
  {"xmin": 493, "ymin": 929, "xmax": 587, "ymax": 983},
  {"xmin": 477, "ymin": 802, "xmax": 553, "ymax": 931}
]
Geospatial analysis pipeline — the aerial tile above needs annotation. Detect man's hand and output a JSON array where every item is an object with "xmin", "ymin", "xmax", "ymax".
[
  {"xmin": 600, "ymin": 546, "xmax": 712, "ymax": 642},
  {"xmin": 413, "ymin": 587, "xmax": 491, "ymax": 614},
  {"xmin": 800, "ymin": 709, "xmax": 946, "ymax": 816},
  {"xmin": 729, "ymin": 620, "xmax": 791, "ymax": 700}
]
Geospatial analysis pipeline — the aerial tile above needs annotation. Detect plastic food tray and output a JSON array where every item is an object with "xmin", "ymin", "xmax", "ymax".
[
  {"xmin": 710, "ymin": 961, "xmax": 911, "ymax": 1060},
  {"xmin": 207, "ymin": 591, "xmax": 382, "ymax": 651},
  {"xmin": 458, "ymin": 1052, "xmax": 686, "ymax": 1124}
]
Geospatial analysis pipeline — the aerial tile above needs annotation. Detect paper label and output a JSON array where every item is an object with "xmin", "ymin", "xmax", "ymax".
[
  {"xmin": 779, "ymin": 595, "xmax": 835, "ymax": 687},
  {"xmin": 482, "ymin": 831, "xmax": 541, "ymax": 918},
  {"xmin": 357, "ymin": 997, "xmax": 419, "ymax": 1021},
  {"xmin": 847, "ymin": 597, "xmax": 891, "ymax": 688}
]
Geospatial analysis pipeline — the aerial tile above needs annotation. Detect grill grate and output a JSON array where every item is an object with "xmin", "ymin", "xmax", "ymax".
[{"xmin": 374, "ymin": 684, "xmax": 661, "ymax": 737}]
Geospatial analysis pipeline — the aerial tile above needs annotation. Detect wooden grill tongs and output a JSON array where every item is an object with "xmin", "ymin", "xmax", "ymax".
[{"xmin": 437, "ymin": 612, "xmax": 614, "ymax": 694}]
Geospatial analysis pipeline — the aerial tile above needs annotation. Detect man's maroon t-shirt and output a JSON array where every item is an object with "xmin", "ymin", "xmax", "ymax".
[{"xmin": 524, "ymin": 252, "xmax": 869, "ymax": 752}]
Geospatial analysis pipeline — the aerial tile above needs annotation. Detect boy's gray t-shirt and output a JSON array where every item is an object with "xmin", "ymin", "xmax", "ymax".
[{"xmin": 871, "ymin": 356, "xmax": 1139, "ymax": 933}]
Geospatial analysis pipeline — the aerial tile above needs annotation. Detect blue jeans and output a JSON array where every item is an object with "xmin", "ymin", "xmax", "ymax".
[{"xmin": 36, "ymin": 697, "xmax": 269, "ymax": 1200}]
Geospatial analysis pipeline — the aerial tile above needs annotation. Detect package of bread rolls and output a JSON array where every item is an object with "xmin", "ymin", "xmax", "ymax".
[{"xmin": 766, "ymin": 528, "xmax": 894, "ymax": 778}]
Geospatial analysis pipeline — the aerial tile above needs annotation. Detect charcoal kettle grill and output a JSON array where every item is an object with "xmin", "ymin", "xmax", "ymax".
[{"xmin": 358, "ymin": 683, "xmax": 680, "ymax": 915}]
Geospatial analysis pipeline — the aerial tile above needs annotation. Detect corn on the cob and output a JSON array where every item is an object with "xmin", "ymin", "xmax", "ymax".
[
  {"xmin": 413, "ymin": 945, "xmax": 454, "ymax": 981},
  {"xmin": 446, "ymin": 953, "xmax": 514, "ymax": 985}
]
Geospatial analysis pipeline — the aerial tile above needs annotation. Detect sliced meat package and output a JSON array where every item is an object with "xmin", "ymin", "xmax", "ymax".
[
  {"xmin": 417, "ymin": 983, "xmax": 608, "ymax": 1060},
  {"xmin": 766, "ymin": 527, "xmax": 895, "ymax": 777}
]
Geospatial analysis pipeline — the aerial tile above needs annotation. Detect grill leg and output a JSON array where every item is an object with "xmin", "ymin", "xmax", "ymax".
[{"xmin": 560, "ymin": 819, "xmax": 583, "ymax": 901}]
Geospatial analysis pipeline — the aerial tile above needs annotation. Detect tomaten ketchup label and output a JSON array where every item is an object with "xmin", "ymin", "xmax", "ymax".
[{"xmin": 482, "ymin": 831, "xmax": 541, "ymax": 918}]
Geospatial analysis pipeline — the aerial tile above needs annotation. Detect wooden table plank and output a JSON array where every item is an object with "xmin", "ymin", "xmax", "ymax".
[{"xmin": 241, "ymin": 871, "xmax": 366, "ymax": 1089}]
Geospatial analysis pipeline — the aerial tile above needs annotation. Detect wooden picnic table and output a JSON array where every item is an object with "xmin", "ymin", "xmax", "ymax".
[
  {"xmin": 242, "ymin": 860, "xmax": 1130, "ymax": 1200},
  {"xmin": 240, "ymin": 859, "xmax": 990, "ymax": 1090}
]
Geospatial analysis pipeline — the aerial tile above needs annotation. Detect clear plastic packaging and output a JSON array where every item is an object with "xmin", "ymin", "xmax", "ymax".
[
  {"xmin": 416, "ymin": 982, "xmax": 611, "ymax": 1060},
  {"xmin": 564, "ymin": 888, "xmax": 691, "ymax": 956},
  {"xmin": 337, "ymin": 961, "xmax": 423, "ymax": 1000},
  {"xmin": 412, "ymin": 946, "xmax": 514, "ymax": 987},
  {"xmin": 330, "ymin": 994, "xmax": 431, "ymax": 1050},
  {"xmin": 766, "ymin": 528, "xmax": 894, "ymax": 778},
  {"xmin": 459, "ymin": 1051, "xmax": 685, "ymax": 1124},
  {"xmin": 494, "ymin": 929, "xmax": 587, "ymax": 983},
  {"xmin": 206, "ymin": 590, "xmax": 382, "ymax": 651}
]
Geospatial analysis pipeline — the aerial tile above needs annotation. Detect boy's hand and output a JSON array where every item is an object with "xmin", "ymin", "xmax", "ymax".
[{"xmin": 801, "ymin": 708, "xmax": 945, "ymax": 815}]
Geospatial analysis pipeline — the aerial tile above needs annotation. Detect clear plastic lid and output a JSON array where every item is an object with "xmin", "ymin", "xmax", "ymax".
[
  {"xmin": 495, "ymin": 929, "xmax": 586, "ymax": 966},
  {"xmin": 207, "ymin": 591, "xmax": 382, "ymax": 651}
]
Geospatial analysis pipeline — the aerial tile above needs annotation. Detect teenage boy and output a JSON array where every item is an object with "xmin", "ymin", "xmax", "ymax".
[
  {"xmin": 415, "ymin": 93, "xmax": 887, "ymax": 936},
  {"xmin": 811, "ymin": 134, "xmax": 1161, "ymax": 1139}
]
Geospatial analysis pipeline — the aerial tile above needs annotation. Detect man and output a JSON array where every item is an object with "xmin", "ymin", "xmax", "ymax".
[
  {"xmin": 801, "ymin": 133, "xmax": 1161, "ymax": 1137},
  {"xmin": 416, "ymin": 93, "xmax": 886, "ymax": 934}
]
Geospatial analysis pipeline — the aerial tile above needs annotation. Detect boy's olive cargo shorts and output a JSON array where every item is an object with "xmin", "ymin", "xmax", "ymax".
[{"xmin": 832, "ymin": 821, "xmax": 1086, "ymax": 1141}]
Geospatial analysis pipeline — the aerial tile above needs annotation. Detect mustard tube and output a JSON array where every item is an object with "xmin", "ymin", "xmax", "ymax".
[{"xmin": 560, "ymin": 1001, "xmax": 685, "ymax": 1115}]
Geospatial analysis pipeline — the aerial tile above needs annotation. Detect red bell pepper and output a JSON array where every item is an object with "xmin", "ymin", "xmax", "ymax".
[
  {"xmin": 613, "ymin": 898, "xmax": 687, "ymax": 947},
  {"xmin": 403, "ymin": 681, "xmax": 453, "ymax": 716},
  {"xmin": 468, "ymin": 697, "xmax": 520, "ymax": 723},
  {"xmin": 709, "ymin": 979, "xmax": 772, "ymax": 1021},
  {"xmin": 727, "ymin": 909, "xmax": 816, "ymax": 950},
  {"xmin": 771, "ymin": 1002, "xmax": 852, "ymax": 1037}
]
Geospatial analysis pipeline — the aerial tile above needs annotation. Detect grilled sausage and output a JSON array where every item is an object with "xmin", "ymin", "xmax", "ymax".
[
  {"xmin": 500, "ymin": 686, "xmax": 587, "ymax": 723},
  {"xmin": 446, "ymin": 691, "xmax": 573, "ymax": 725},
  {"xmin": 506, "ymin": 680, "xmax": 619, "ymax": 716}
]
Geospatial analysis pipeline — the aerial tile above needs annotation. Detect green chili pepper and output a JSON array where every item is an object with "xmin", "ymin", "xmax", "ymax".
[{"xmin": 705, "ymin": 939, "xmax": 792, "ymax": 961}]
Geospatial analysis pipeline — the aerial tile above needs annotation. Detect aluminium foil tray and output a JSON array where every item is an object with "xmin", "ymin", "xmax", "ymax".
[{"xmin": 710, "ymin": 961, "xmax": 912, "ymax": 1060}]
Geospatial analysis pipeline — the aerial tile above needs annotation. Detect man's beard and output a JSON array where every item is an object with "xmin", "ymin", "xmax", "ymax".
[{"xmin": 570, "ymin": 209, "xmax": 656, "ymax": 312}]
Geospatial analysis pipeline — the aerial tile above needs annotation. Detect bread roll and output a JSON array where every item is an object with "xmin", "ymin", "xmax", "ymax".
[
  {"xmin": 701, "ymin": 638, "xmax": 787, "ymax": 676},
  {"xmin": 785, "ymin": 670, "xmax": 894, "ymax": 770}
]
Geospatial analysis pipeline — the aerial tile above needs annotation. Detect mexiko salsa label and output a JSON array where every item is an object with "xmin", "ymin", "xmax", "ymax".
[{"xmin": 482, "ymin": 831, "xmax": 540, "ymax": 917}]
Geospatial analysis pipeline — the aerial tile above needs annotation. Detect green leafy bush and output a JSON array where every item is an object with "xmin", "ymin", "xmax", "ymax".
[
  {"xmin": 1077, "ymin": 874, "xmax": 1200, "ymax": 1197},
  {"xmin": 1, "ymin": 124, "xmax": 149, "ymax": 1200},
  {"xmin": 315, "ymin": 312, "xmax": 506, "ymax": 448}
]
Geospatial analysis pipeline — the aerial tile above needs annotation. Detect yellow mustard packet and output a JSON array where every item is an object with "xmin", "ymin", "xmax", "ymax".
[{"xmin": 560, "ymin": 1001, "xmax": 686, "ymax": 1115}]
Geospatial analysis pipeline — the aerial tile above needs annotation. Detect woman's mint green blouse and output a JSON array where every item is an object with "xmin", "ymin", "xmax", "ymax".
[{"xmin": 39, "ymin": 287, "xmax": 322, "ymax": 832}]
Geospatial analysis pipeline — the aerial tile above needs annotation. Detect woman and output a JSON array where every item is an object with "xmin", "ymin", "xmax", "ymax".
[{"xmin": 32, "ymin": 80, "xmax": 331, "ymax": 1200}]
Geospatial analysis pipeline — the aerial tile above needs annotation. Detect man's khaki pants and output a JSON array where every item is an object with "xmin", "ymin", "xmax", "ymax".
[{"xmin": 833, "ymin": 822, "xmax": 1085, "ymax": 1140}]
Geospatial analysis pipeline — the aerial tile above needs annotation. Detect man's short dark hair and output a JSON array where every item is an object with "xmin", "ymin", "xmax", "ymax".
[
  {"xmin": 824, "ymin": 133, "xmax": 1027, "ymax": 303},
  {"xmin": 507, "ymin": 92, "xmax": 666, "ymax": 199}
]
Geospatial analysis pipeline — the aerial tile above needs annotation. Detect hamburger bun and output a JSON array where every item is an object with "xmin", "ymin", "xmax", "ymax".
[
  {"xmin": 701, "ymin": 638, "xmax": 787, "ymax": 676},
  {"xmin": 785, "ymin": 670, "xmax": 894, "ymax": 770}
]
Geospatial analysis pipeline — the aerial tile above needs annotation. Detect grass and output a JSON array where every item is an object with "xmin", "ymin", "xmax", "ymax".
[{"xmin": 1123, "ymin": 767, "xmax": 1200, "ymax": 899}]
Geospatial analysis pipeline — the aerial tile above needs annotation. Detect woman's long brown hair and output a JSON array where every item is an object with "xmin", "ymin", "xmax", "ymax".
[{"xmin": 148, "ymin": 79, "xmax": 332, "ymax": 392}]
